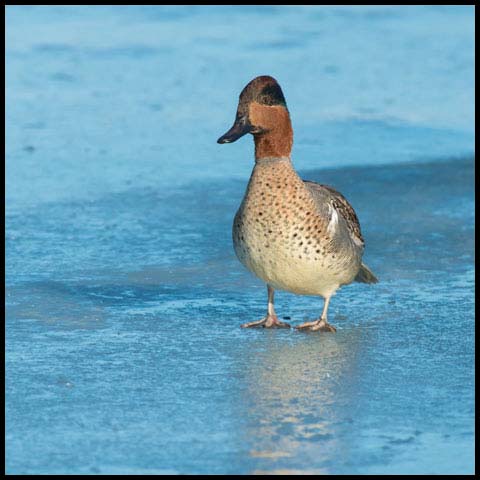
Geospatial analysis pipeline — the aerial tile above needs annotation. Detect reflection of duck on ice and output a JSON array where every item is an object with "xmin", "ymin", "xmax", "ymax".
[{"xmin": 240, "ymin": 332, "xmax": 362, "ymax": 473}]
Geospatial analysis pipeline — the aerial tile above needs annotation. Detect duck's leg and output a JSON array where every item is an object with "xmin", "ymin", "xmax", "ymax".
[
  {"xmin": 241, "ymin": 285, "xmax": 291, "ymax": 328},
  {"xmin": 296, "ymin": 295, "xmax": 337, "ymax": 332}
]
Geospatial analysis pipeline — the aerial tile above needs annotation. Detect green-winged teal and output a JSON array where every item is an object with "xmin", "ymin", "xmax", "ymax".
[{"xmin": 217, "ymin": 75, "xmax": 378, "ymax": 332}]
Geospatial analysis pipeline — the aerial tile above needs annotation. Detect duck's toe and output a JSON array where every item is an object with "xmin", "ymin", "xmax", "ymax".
[
  {"xmin": 310, "ymin": 321, "xmax": 337, "ymax": 333},
  {"xmin": 295, "ymin": 320, "xmax": 319, "ymax": 330},
  {"xmin": 241, "ymin": 315, "xmax": 291, "ymax": 329},
  {"xmin": 296, "ymin": 318, "xmax": 337, "ymax": 333}
]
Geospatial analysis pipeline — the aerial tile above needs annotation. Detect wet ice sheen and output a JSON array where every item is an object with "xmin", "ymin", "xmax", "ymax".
[{"xmin": 5, "ymin": 5, "xmax": 474, "ymax": 475}]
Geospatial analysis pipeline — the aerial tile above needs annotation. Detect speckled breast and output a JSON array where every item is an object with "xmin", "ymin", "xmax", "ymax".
[{"xmin": 232, "ymin": 157, "xmax": 354, "ymax": 296}]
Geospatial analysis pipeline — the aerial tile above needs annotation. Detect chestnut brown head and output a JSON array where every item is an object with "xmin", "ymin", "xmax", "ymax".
[{"xmin": 217, "ymin": 75, "xmax": 290, "ymax": 145}]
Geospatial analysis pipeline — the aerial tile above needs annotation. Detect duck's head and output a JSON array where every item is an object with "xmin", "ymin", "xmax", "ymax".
[{"xmin": 217, "ymin": 75, "xmax": 293, "ymax": 159}]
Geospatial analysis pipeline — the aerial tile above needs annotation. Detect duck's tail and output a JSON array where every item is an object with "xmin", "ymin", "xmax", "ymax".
[{"xmin": 355, "ymin": 263, "xmax": 378, "ymax": 284}]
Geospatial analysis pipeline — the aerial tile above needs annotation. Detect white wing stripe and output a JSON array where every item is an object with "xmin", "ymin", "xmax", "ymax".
[{"xmin": 327, "ymin": 203, "xmax": 338, "ymax": 234}]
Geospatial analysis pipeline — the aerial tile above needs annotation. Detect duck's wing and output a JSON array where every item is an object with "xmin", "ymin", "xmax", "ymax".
[{"xmin": 303, "ymin": 180, "xmax": 364, "ymax": 248}]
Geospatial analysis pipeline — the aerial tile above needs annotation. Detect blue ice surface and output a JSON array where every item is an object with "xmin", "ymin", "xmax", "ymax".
[{"xmin": 5, "ymin": 5, "xmax": 475, "ymax": 475}]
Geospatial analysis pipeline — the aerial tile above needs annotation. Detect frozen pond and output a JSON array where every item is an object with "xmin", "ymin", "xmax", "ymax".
[{"xmin": 5, "ymin": 5, "xmax": 475, "ymax": 474}]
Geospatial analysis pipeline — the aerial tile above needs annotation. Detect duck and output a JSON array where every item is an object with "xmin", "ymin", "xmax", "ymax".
[{"xmin": 217, "ymin": 75, "xmax": 377, "ymax": 332}]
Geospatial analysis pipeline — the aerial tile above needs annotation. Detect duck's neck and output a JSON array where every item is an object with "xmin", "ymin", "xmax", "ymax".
[{"xmin": 254, "ymin": 120, "xmax": 293, "ymax": 161}]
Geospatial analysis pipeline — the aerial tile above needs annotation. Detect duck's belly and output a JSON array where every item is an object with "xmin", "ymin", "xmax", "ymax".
[{"xmin": 232, "ymin": 211, "xmax": 358, "ymax": 297}]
